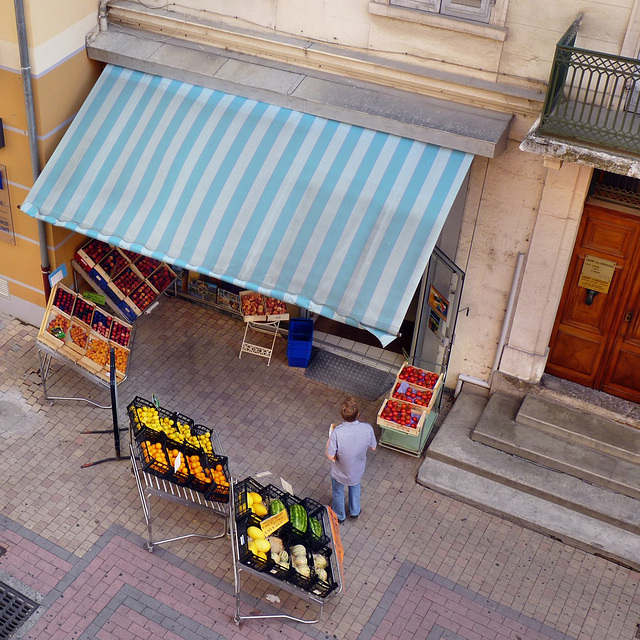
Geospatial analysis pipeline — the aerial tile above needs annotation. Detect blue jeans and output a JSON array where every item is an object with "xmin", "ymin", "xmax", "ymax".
[{"xmin": 331, "ymin": 477, "xmax": 361, "ymax": 521}]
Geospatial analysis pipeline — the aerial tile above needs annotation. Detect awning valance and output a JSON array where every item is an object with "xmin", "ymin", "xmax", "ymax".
[{"xmin": 21, "ymin": 64, "xmax": 472, "ymax": 345}]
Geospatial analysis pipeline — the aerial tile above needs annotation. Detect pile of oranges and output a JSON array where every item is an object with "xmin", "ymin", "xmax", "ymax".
[
  {"xmin": 85, "ymin": 337, "xmax": 109, "ymax": 366},
  {"xmin": 141, "ymin": 441, "xmax": 168, "ymax": 472},
  {"xmin": 187, "ymin": 454, "xmax": 213, "ymax": 484},
  {"xmin": 141, "ymin": 439, "xmax": 229, "ymax": 495},
  {"xmin": 114, "ymin": 346, "xmax": 129, "ymax": 373}
]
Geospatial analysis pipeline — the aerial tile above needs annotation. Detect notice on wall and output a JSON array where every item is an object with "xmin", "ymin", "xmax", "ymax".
[
  {"xmin": 578, "ymin": 255, "xmax": 617, "ymax": 294},
  {"xmin": 0, "ymin": 165, "xmax": 15, "ymax": 244}
]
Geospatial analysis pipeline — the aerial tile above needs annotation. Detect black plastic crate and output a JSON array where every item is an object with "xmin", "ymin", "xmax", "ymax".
[
  {"xmin": 234, "ymin": 477, "xmax": 266, "ymax": 520},
  {"xmin": 309, "ymin": 548, "xmax": 338, "ymax": 598},
  {"xmin": 173, "ymin": 412, "xmax": 195, "ymax": 443},
  {"xmin": 263, "ymin": 484, "xmax": 289, "ymax": 521},
  {"xmin": 138, "ymin": 437, "xmax": 172, "ymax": 480},
  {"xmin": 303, "ymin": 500, "xmax": 330, "ymax": 551},
  {"xmin": 288, "ymin": 543, "xmax": 314, "ymax": 590},
  {"xmin": 164, "ymin": 443, "xmax": 193, "ymax": 487},
  {"xmin": 265, "ymin": 534, "xmax": 293, "ymax": 581},
  {"xmin": 237, "ymin": 515, "xmax": 271, "ymax": 572},
  {"xmin": 127, "ymin": 397, "xmax": 173, "ymax": 439},
  {"xmin": 203, "ymin": 456, "xmax": 230, "ymax": 503},
  {"xmin": 190, "ymin": 424, "xmax": 216, "ymax": 456},
  {"xmin": 284, "ymin": 495, "xmax": 310, "ymax": 538},
  {"xmin": 186, "ymin": 453, "xmax": 215, "ymax": 494}
]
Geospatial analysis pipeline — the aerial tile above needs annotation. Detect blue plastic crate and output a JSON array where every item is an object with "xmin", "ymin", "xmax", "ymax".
[
  {"xmin": 288, "ymin": 318, "xmax": 313, "ymax": 342},
  {"xmin": 288, "ymin": 352, "xmax": 312, "ymax": 367}
]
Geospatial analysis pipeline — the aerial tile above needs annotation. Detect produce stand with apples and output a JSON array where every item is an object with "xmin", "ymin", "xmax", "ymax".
[
  {"xmin": 377, "ymin": 363, "xmax": 444, "ymax": 456},
  {"xmin": 230, "ymin": 477, "xmax": 343, "ymax": 625},
  {"xmin": 72, "ymin": 238, "xmax": 177, "ymax": 323},
  {"xmin": 36, "ymin": 283, "xmax": 135, "ymax": 407},
  {"xmin": 127, "ymin": 396, "xmax": 231, "ymax": 551},
  {"xmin": 238, "ymin": 290, "xmax": 289, "ymax": 366}
]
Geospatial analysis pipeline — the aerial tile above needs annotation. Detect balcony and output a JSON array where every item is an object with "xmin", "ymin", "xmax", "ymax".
[{"xmin": 538, "ymin": 15, "xmax": 640, "ymax": 159}]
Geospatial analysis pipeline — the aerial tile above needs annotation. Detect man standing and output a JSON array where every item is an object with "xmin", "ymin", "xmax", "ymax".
[{"xmin": 325, "ymin": 397, "xmax": 377, "ymax": 523}]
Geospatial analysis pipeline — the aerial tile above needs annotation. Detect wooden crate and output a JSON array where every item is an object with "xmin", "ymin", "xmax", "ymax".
[
  {"xmin": 37, "ymin": 307, "xmax": 71, "ymax": 350},
  {"xmin": 240, "ymin": 290, "xmax": 267, "ymax": 322},
  {"xmin": 65, "ymin": 320, "xmax": 91, "ymax": 356},
  {"xmin": 376, "ymin": 398, "xmax": 427, "ymax": 435},
  {"xmin": 390, "ymin": 376, "xmax": 442, "ymax": 415},
  {"xmin": 263, "ymin": 295, "xmax": 289, "ymax": 321},
  {"xmin": 395, "ymin": 362, "xmax": 443, "ymax": 393}
]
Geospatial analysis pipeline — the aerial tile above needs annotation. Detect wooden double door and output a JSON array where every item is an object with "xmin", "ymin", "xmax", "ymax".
[{"xmin": 547, "ymin": 203, "xmax": 640, "ymax": 402}]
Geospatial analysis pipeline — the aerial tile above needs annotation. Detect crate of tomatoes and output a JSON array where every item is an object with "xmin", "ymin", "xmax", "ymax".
[
  {"xmin": 390, "ymin": 379, "xmax": 440, "ymax": 414},
  {"xmin": 396, "ymin": 363, "xmax": 442, "ymax": 392},
  {"xmin": 377, "ymin": 398, "xmax": 427, "ymax": 435}
]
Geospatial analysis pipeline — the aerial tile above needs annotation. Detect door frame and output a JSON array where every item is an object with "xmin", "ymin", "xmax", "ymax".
[{"xmin": 547, "ymin": 199, "xmax": 640, "ymax": 394}]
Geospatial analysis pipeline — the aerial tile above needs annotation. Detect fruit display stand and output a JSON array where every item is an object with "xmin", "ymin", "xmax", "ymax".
[
  {"xmin": 36, "ymin": 283, "xmax": 135, "ymax": 408},
  {"xmin": 377, "ymin": 364, "xmax": 444, "ymax": 457},
  {"xmin": 127, "ymin": 397, "xmax": 230, "ymax": 551},
  {"xmin": 72, "ymin": 238, "xmax": 177, "ymax": 322},
  {"xmin": 238, "ymin": 291, "xmax": 289, "ymax": 366},
  {"xmin": 230, "ymin": 477, "xmax": 343, "ymax": 625}
]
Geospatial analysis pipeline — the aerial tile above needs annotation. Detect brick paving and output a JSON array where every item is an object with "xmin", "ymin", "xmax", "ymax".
[{"xmin": 1, "ymin": 298, "xmax": 640, "ymax": 639}]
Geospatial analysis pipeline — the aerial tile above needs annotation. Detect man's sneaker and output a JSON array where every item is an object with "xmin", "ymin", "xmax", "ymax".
[
  {"xmin": 349, "ymin": 513, "xmax": 359, "ymax": 519},
  {"xmin": 338, "ymin": 518, "xmax": 345, "ymax": 524}
]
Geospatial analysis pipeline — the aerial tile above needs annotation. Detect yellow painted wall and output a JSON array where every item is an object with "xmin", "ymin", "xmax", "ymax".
[{"xmin": 0, "ymin": 43, "xmax": 102, "ymax": 313}]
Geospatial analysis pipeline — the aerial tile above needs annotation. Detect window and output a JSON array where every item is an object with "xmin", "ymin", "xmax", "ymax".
[{"xmin": 389, "ymin": 0, "xmax": 493, "ymax": 24}]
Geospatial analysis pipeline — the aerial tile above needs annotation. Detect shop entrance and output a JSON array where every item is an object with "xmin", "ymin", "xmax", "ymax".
[{"xmin": 546, "ymin": 202, "xmax": 640, "ymax": 402}]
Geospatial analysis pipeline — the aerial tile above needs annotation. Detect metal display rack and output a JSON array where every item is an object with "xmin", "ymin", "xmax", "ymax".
[
  {"xmin": 129, "ymin": 426, "xmax": 230, "ymax": 552},
  {"xmin": 239, "ymin": 320, "xmax": 281, "ymax": 366},
  {"xmin": 229, "ymin": 482, "xmax": 343, "ymax": 626}
]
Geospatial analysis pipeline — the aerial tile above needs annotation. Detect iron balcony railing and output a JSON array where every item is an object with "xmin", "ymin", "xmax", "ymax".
[{"xmin": 539, "ymin": 14, "xmax": 640, "ymax": 155}]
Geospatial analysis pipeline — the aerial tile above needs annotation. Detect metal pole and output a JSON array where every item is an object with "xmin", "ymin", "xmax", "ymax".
[
  {"xmin": 13, "ymin": 0, "xmax": 51, "ymax": 301},
  {"xmin": 110, "ymin": 347, "xmax": 121, "ymax": 459}
]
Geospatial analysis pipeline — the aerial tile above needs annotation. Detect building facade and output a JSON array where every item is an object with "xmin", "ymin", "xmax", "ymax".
[{"xmin": 4, "ymin": 0, "xmax": 640, "ymax": 401}]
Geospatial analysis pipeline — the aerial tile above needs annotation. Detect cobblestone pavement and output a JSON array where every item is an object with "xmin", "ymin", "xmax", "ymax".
[{"xmin": 1, "ymin": 298, "xmax": 639, "ymax": 640}]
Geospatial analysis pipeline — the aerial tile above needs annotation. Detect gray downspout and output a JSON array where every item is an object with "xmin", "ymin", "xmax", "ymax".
[{"xmin": 14, "ymin": 0, "xmax": 51, "ymax": 302}]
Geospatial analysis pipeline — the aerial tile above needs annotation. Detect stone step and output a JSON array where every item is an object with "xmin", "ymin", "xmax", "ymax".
[
  {"xmin": 516, "ymin": 393, "xmax": 640, "ymax": 464},
  {"xmin": 425, "ymin": 392, "xmax": 640, "ymax": 539},
  {"xmin": 418, "ymin": 457, "xmax": 640, "ymax": 572},
  {"xmin": 473, "ymin": 393, "xmax": 640, "ymax": 501}
]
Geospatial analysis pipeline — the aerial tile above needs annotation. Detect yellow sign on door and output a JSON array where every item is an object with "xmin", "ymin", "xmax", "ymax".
[{"xmin": 578, "ymin": 255, "xmax": 617, "ymax": 294}]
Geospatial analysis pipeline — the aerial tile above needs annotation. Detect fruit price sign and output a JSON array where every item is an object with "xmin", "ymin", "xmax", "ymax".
[{"xmin": 259, "ymin": 509, "xmax": 289, "ymax": 537}]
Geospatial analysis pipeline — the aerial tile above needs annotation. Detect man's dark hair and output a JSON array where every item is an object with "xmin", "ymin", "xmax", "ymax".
[{"xmin": 340, "ymin": 397, "xmax": 359, "ymax": 422}]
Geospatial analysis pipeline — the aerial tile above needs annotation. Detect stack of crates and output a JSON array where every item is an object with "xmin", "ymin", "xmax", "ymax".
[{"xmin": 287, "ymin": 318, "xmax": 313, "ymax": 367}]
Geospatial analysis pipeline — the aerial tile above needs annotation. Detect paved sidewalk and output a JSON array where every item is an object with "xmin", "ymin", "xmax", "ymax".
[{"xmin": 1, "ymin": 298, "xmax": 639, "ymax": 640}]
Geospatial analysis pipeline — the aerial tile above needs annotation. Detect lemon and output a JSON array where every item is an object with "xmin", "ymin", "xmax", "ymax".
[
  {"xmin": 247, "ymin": 493, "xmax": 254, "ymax": 508},
  {"xmin": 248, "ymin": 540, "xmax": 257, "ymax": 554},
  {"xmin": 249, "ymin": 492, "xmax": 263, "ymax": 504}
]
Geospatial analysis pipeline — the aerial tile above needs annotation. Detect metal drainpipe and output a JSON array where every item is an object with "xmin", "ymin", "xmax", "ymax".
[
  {"xmin": 14, "ymin": 0, "xmax": 51, "ymax": 302},
  {"xmin": 454, "ymin": 252, "xmax": 526, "ymax": 398},
  {"xmin": 489, "ymin": 251, "xmax": 526, "ymax": 385}
]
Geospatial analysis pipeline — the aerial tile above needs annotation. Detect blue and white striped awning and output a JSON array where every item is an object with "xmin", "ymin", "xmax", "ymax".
[{"xmin": 21, "ymin": 65, "xmax": 472, "ymax": 345}]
